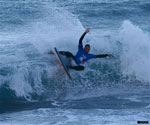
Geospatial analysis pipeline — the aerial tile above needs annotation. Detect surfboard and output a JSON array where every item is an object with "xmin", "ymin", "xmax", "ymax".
[{"xmin": 54, "ymin": 47, "xmax": 72, "ymax": 80}]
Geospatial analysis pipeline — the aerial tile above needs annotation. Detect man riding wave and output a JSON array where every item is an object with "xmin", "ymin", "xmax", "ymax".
[{"xmin": 57, "ymin": 28, "xmax": 112, "ymax": 71}]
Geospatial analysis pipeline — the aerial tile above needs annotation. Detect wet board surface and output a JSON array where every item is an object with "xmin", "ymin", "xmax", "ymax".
[{"xmin": 54, "ymin": 47, "xmax": 72, "ymax": 80}]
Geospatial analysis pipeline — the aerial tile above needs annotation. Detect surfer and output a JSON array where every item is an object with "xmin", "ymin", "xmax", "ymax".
[{"xmin": 58, "ymin": 28, "xmax": 112, "ymax": 71}]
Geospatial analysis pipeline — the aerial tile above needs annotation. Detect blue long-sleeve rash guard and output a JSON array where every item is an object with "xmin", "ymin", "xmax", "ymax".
[
  {"xmin": 75, "ymin": 32, "xmax": 109, "ymax": 64},
  {"xmin": 75, "ymin": 32, "xmax": 96, "ymax": 64},
  {"xmin": 75, "ymin": 43, "xmax": 96, "ymax": 64}
]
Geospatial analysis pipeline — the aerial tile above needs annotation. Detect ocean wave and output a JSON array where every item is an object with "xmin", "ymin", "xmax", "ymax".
[{"xmin": 0, "ymin": 0, "xmax": 149, "ymax": 105}]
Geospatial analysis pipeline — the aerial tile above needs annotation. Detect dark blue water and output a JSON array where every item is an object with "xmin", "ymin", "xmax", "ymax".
[{"xmin": 0, "ymin": 0, "xmax": 150, "ymax": 124}]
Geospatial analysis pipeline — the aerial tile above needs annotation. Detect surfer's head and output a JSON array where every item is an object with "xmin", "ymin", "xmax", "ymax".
[{"xmin": 84, "ymin": 44, "xmax": 90, "ymax": 53}]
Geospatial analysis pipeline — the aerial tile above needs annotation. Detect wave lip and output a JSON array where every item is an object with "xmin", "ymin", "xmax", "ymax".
[{"xmin": 118, "ymin": 20, "xmax": 150, "ymax": 83}]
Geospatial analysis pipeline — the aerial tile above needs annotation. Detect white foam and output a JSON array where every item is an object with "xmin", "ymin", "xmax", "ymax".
[
  {"xmin": 0, "ymin": 2, "xmax": 84, "ymax": 100},
  {"xmin": 118, "ymin": 20, "xmax": 150, "ymax": 83},
  {"xmin": 1, "ymin": 108, "xmax": 149, "ymax": 125},
  {"xmin": 23, "ymin": 4, "xmax": 84, "ymax": 54}
]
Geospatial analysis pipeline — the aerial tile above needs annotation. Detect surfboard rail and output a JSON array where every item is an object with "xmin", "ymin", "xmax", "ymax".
[{"xmin": 54, "ymin": 47, "xmax": 72, "ymax": 80}]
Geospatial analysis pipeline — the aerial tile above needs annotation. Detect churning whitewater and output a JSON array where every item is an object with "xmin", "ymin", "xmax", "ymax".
[{"xmin": 0, "ymin": 0, "xmax": 150, "ymax": 124}]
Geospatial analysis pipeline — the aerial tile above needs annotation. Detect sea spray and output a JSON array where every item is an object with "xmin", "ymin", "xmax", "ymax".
[{"xmin": 118, "ymin": 20, "xmax": 150, "ymax": 82}]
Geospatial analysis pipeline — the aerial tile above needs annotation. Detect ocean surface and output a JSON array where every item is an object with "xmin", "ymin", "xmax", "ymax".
[{"xmin": 0, "ymin": 0, "xmax": 150, "ymax": 124}]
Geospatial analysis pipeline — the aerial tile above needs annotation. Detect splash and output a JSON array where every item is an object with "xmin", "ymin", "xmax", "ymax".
[
  {"xmin": 0, "ymin": 0, "xmax": 150, "ymax": 102},
  {"xmin": 0, "ymin": 2, "xmax": 84, "ymax": 100},
  {"xmin": 26, "ymin": 4, "xmax": 84, "ymax": 54},
  {"xmin": 118, "ymin": 20, "xmax": 150, "ymax": 82}
]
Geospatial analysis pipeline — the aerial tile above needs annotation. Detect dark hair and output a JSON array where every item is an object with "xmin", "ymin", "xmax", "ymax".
[{"xmin": 85, "ymin": 44, "xmax": 90, "ymax": 48}]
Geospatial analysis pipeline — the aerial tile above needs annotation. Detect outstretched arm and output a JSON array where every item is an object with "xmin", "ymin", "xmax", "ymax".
[
  {"xmin": 80, "ymin": 54, "xmax": 112, "ymax": 63},
  {"xmin": 96, "ymin": 54, "xmax": 112, "ymax": 58},
  {"xmin": 79, "ymin": 28, "xmax": 89, "ymax": 47}
]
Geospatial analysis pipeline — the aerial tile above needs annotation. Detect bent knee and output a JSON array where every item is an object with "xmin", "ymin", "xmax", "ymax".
[{"xmin": 79, "ymin": 65, "xmax": 84, "ymax": 70}]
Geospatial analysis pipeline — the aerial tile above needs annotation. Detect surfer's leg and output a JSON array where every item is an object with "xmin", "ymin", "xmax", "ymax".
[
  {"xmin": 59, "ymin": 51, "xmax": 73, "ymax": 57},
  {"xmin": 59, "ymin": 51, "xmax": 78, "ymax": 64},
  {"xmin": 70, "ymin": 65, "xmax": 85, "ymax": 71}
]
